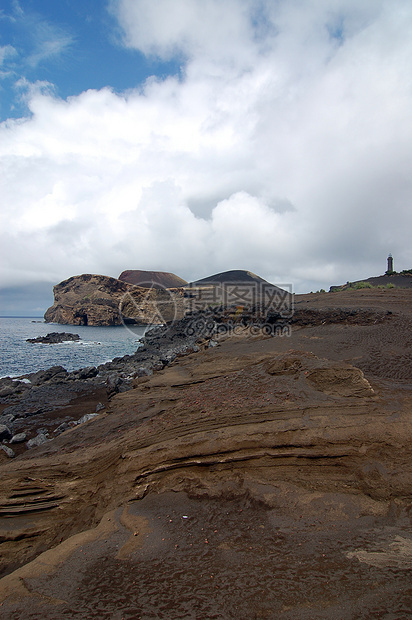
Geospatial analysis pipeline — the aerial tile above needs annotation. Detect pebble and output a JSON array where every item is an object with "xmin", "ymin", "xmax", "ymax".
[
  {"xmin": 0, "ymin": 444, "xmax": 15, "ymax": 458},
  {"xmin": 77, "ymin": 413, "xmax": 99, "ymax": 425},
  {"xmin": 26, "ymin": 432, "xmax": 48, "ymax": 449},
  {"xmin": 10, "ymin": 432, "xmax": 27, "ymax": 444}
]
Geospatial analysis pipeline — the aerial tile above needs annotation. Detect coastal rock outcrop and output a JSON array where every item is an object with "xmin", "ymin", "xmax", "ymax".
[
  {"xmin": 44, "ymin": 274, "xmax": 185, "ymax": 326},
  {"xmin": 44, "ymin": 269, "xmax": 293, "ymax": 327},
  {"xmin": 27, "ymin": 332, "xmax": 80, "ymax": 344}
]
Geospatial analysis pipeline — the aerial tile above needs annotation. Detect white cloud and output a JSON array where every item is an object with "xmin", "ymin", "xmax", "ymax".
[
  {"xmin": 1, "ymin": 0, "xmax": 412, "ymax": 300},
  {"xmin": 0, "ymin": 2, "xmax": 73, "ymax": 92},
  {"xmin": 16, "ymin": 1, "xmax": 74, "ymax": 68},
  {"xmin": 111, "ymin": 0, "xmax": 256, "ymax": 64},
  {"xmin": 0, "ymin": 44, "xmax": 17, "ymax": 67}
]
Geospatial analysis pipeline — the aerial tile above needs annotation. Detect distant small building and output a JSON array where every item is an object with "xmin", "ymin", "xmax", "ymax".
[{"xmin": 387, "ymin": 253, "xmax": 394, "ymax": 274}]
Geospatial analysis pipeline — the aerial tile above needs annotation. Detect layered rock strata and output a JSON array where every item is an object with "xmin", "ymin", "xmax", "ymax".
[{"xmin": 0, "ymin": 289, "xmax": 411, "ymax": 616}]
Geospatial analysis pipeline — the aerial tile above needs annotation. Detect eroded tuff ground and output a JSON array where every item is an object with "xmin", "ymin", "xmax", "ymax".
[{"xmin": 0, "ymin": 289, "xmax": 411, "ymax": 618}]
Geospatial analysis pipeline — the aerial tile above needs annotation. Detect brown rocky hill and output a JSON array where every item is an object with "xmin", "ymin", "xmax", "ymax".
[
  {"xmin": 44, "ymin": 274, "xmax": 185, "ymax": 326},
  {"xmin": 188, "ymin": 269, "xmax": 269, "ymax": 285},
  {"xmin": 186, "ymin": 269, "xmax": 292, "ymax": 317},
  {"xmin": 119, "ymin": 270, "xmax": 187, "ymax": 288}
]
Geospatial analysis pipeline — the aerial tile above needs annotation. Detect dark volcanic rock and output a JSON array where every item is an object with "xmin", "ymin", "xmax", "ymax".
[
  {"xmin": 27, "ymin": 332, "xmax": 80, "ymax": 344},
  {"xmin": 0, "ymin": 378, "xmax": 31, "ymax": 399},
  {"xmin": 0, "ymin": 424, "xmax": 12, "ymax": 441},
  {"xmin": 54, "ymin": 422, "xmax": 76, "ymax": 436},
  {"xmin": 96, "ymin": 314, "xmax": 215, "ymax": 384},
  {"xmin": 105, "ymin": 374, "xmax": 131, "ymax": 398},
  {"xmin": 29, "ymin": 366, "xmax": 69, "ymax": 386},
  {"xmin": 0, "ymin": 379, "xmax": 103, "ymax": 426},
  {"xmin": 69, "ymin": 367, "xmax": 98, "ymax": 380}
]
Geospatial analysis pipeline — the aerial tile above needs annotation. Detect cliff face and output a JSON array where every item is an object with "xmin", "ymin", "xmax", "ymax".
[
  {"xmin": 44, "ymin": 274, "xmax": 185, "ymax": 326},
  {"xmin": 44, "ymin": 269, "xmax": 291, "ymax": 327},
  {"xmin": 118, "ymin": 270, "xmax": 188, "ymax": 288}
]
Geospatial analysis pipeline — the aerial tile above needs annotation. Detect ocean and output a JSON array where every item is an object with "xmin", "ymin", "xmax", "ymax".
[{"xmin": 0, "ymin": 317, "xmax": 146, "ymax": 378}]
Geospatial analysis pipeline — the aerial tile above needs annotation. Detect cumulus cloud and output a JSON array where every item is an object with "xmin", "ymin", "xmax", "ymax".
[
  {"xmin": 111, "ymin": 0, "xmax": 256, "ymax": 64},
  {"xmin": 1, "ymin": 0, "xmax": 412, "ymax": 306}
]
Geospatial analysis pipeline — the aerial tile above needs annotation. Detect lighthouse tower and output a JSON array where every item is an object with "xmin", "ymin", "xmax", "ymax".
[{"xmin": 387, "ymin": 253, "xmax": 394, "ymax": 274}]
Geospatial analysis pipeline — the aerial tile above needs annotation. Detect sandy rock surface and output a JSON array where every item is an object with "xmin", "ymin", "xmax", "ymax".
[{"xmin": 0, "ymin": 289, "xmax": 411, "ymax": 618}]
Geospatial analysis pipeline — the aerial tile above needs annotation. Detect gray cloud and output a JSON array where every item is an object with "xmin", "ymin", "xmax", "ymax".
[{"xmin": 0, "ymin": 282, "xmax": 54, "ymax": 316}]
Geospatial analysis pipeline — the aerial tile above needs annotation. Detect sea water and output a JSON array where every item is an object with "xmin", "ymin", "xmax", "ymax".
[{"xmin": 0, "ymin": 317, "xmax": 146, "ymax": 378}]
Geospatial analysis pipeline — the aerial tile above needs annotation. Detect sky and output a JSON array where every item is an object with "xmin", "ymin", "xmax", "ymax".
[{"xmin": 1, "ymin": 0, "xmax": 412, "ymax": 315}]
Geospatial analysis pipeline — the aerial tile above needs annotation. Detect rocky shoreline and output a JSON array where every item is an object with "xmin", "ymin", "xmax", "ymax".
[
  {"xmin": 0, "ymin": 305, "xmax": 391, "ymax": 459},
  {"xmin": 0, "ymin": 314, "xmax": 218, "ymax": 458}
]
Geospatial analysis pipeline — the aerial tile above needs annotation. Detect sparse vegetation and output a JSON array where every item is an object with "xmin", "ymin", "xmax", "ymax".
[
  {"xmin": 349, "ymin": 281, "xmax": 374, "ymax": 290},
  {"xmin": 384, "ymin": 268, "xmax": 412, "ymax": 276},
  {"xmin": 330, "ymin": 276, "xmax": 411, "ymax": 292}
]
